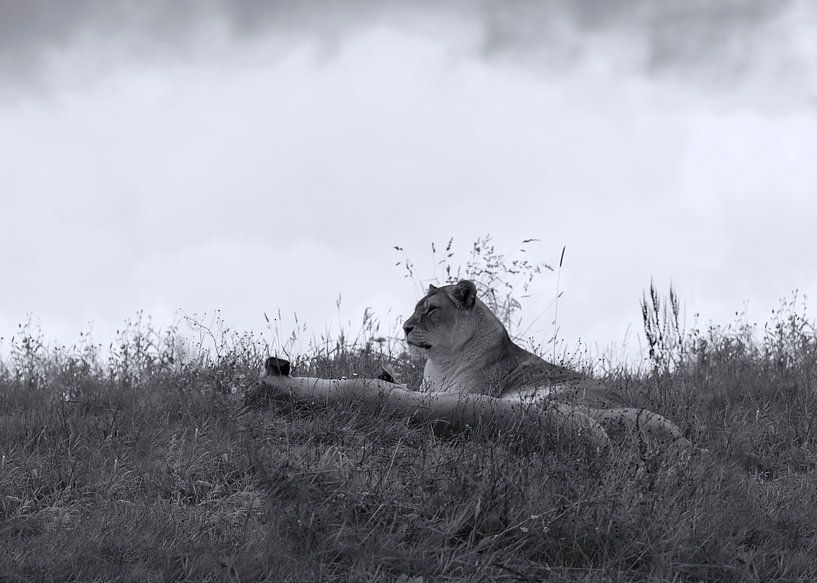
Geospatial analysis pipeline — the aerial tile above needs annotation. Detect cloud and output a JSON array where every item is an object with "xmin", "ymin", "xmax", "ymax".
[
  {"xmin": 2, "ymin": 0, "xmax": 815, "ymax": 103},
  {"xmin": 2, "ymin": 19, "xmax": 816, "ymax": 359}
]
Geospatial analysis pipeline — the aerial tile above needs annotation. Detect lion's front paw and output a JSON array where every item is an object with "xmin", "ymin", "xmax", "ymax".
[{"xmin": 264, "ymin": 356, "xmax": 291, "ymax": 377}]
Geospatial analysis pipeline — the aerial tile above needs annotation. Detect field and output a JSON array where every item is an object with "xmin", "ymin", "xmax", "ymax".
[{"xmin": 2, "ymin": 291, "xmax": 817, "ymax": 582}]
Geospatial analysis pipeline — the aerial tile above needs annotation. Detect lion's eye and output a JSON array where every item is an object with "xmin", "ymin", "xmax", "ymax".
[{"xmin": 426, "ymin": 306, "xmax": 437, "ymax": 315}]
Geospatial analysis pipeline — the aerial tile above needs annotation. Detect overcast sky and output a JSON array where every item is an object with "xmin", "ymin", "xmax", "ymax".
[{"xmin": 2, "ymin": 0, "xmax": 816, "ymax": 365}]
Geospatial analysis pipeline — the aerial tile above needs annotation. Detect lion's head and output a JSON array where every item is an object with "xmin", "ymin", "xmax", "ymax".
[{"xmin": 402, "ymin": 280, "xmax": 507, "ymax": 362}]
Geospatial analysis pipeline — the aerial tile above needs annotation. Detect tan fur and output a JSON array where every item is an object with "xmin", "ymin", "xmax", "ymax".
[
  {"xmin": 252, "ymin": 281, "xmax": 690, "ymax": 450},
  {"xmin": 404, "ymin": 281, "xmax": 688, "ymax": 447},
  {"xmin": 250, "ymin": 372, "xmax": 612, "ymax": 449}
]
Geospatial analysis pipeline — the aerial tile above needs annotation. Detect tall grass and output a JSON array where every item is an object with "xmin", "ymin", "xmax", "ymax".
[{"xmin": 2, "ymin": 260, "xmax": 817, "ymax": 580}]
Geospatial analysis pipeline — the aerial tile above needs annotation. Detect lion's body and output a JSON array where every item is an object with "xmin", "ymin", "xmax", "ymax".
[
  {"xmin": 253, "ymin": 281, "xmax": 690, "ymax": 450},
  {"xmin": 403, "ymin": 281, "xmax": 687, "ymax": 446}
]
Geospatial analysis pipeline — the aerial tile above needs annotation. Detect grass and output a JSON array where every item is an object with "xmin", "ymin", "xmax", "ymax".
[{"xmin": 1, "ymin": 293, "xmax": 817, "ymax": 582}]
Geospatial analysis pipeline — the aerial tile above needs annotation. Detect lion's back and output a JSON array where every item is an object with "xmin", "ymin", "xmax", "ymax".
[{"xmin": 500, "ymin": 348, "xmax": 624, "ymax": 408}]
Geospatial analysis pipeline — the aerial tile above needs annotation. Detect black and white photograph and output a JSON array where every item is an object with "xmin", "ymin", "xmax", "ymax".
[{"xmin": 2, "ymin": 1, "xmax": 817, "ymax": 580}]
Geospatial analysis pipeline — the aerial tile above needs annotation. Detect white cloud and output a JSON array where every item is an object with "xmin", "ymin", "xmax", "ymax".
[{"xmin": 1, "ymin": 16, "xmax": 816, "ymax": 365}]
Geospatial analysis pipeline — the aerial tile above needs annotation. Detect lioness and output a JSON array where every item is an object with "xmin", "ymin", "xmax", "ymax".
[
  {"xmin": 251, "ymin": 281, "xmax": 688, "ymax": 450},
  {"xmin": 404, "ymin": 280, "xmax": 686, "ymax": 443}
]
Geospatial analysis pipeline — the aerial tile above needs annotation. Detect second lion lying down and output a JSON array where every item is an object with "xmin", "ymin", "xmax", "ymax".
[{"xmin": 253, "ymin": 280, "xmax": 688, "ymax": 450}]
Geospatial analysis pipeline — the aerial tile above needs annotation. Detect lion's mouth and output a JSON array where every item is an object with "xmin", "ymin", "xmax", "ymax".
[{"xmin": 407, "ymin": 340, "xmax": 432, "ymax": 350}]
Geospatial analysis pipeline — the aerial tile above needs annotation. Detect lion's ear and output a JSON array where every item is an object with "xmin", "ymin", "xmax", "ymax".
[
  {"xmin": 451, "ymin": 280, "xmax": 477, "ymax": 309},
  {"xmin": 427, "ymin": 284, "xmax": 439, "ymax": 294}
]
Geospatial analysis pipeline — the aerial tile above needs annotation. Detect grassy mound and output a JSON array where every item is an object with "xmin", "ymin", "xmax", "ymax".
[{"xmin": 1, "ymin": 297, "xmax": 816, "ymax": 582}]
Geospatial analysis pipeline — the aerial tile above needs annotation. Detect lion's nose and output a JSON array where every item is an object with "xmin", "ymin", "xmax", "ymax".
[{"xmin": 403, "ymin": 322, "xmax": 414, "ymax": 335}]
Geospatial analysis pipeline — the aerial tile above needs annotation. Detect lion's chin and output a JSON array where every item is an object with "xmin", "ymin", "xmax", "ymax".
[{"xmin": 406, "ymin": 340, "xmax": 432, "ymax": 355}]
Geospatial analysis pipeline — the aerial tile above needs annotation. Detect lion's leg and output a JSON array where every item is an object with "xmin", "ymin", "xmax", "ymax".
[
  {"xmin": 587, "ymin": 407, "xmax": 689, "ymax": 447},
  {"xmin": 249, "ymin": 358, "xmax": 610, "ymax": 449}
]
